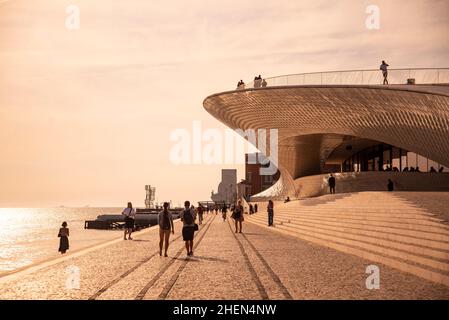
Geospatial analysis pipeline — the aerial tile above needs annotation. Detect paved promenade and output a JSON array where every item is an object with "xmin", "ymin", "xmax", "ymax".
[{"xmin": 0, "ymin": 214, "xmax": 448, "ymax": 299}]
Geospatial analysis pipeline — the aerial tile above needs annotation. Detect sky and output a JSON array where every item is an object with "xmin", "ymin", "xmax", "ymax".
[{"xmin": 0, "ymin": 0, "xmax": 448, "ymax": 207}]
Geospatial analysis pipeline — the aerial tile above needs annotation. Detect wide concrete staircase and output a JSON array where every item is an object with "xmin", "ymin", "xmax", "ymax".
[{"xmin": 247, "ymin": 192, "xmax": 449, "ymax": 287}]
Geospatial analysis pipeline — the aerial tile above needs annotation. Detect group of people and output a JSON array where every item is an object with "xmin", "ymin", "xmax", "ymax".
[
  {"xmin": 57, "ymin": 198, "xmax": 277, "ymax": 256},
  {"xmin": 236, "ymin": 75, "xmax": 268, "ymax": 90},
  {"xmin": 119, "ymin": 200, "xmax": 253, "ymax": 257},
  {"xmin": 402, "ymin": 166, "xmax": 444, "ymax": 172},
  {"xmin": 248, "ymin": 203, "xmax": 258, "ymax": 215},
  {"xmin": 121, "ymin": 201, "xmax": 197, "ymax": 257}
]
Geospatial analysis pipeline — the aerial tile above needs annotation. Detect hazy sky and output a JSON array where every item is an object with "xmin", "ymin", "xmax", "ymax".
[{"xmin": 0, "ymin": 0, "xmax": 448, "ymax": 207}]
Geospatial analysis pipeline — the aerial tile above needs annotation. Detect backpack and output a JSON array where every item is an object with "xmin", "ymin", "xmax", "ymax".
[
  {"xmin": 183, "ymin": 209, "xmax": 194, "ymax": 225},
  {"xmin": 162, "ymin": 211, "xmax": 171, "ymax": 230}
]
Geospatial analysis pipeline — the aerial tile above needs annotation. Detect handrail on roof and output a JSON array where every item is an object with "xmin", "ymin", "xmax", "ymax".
[{"xmin": 237, "ymin": 68, "xmax": 449, "ymax": 89}]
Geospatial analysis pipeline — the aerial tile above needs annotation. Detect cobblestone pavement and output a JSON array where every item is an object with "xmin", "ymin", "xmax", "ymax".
[{"xmin": 0, "ymin": 214, "xmax": 448, "ymax": 299}]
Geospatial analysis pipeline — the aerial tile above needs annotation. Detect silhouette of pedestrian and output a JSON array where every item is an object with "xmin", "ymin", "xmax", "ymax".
[
  {"xmin": 180, "ymin": 201, "xmax": 197, "ymax": 256},
  {"xmin": 158, "ymin": 202, "xmax": 174, "ymax": 257},
  {"xmin": 328, "ymin": 174, "xmax": 336, "ymax": 194},
  {"xmin": 231, "ymin": 200, "xmax": 244, "ymax": 233},
  {"xmin": 122, "ymin": 202, "xmax": 136, "ymax": 240},
  {"xmin": 267, "ymin": 200, "xmax": 274, "ymax": 226},
  {"xmin": 58, "ymin": 222, "xmax": 69, "ymax": 254},
  {"xmin": 380, "ymin": 60, "xmax": 389, "ymax": 85},
  {"xmin": 387, "ymin": 179, "xmax": 394, "ymax": 192}
]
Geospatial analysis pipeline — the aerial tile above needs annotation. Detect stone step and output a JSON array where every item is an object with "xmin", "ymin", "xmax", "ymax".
[
  {"xmin": 248, "ymin": 214, "xmax": 449, "ymax": 251},
  {"xmin": 277, "ymin": 210, "xmax": 448, "ymax": 227},
  {"xmin": 266, "ymin": 213, "xmax": 449, "ymax": 236},
  {"xmin": 274, "ymin": 205, "xmax": 436, "ymax": 213},
  {"xmin": 257, "ymin": 217, "xmax": 449, "ymax": 261},
  {"xmin": 277, "ymin": 209, "xmax": 444, "ymax": 222},
  {"xmin": 278, "ymin": 204, "xmax": 433, "ymax": 210},
  {"xmin": 278, "ymin": 208, "xmax": 435, "ymax": 214},
  {"xmin": 246, "ymin": 216, "xmax": 449, "ymax": 287}
]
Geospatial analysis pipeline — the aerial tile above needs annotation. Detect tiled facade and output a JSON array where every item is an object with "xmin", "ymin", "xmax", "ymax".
[{"xmin": 204, "ymin": 84, "xmax": 449, "ymax": 199}]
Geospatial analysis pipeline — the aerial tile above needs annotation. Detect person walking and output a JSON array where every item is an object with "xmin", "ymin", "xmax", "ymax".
[
  {"xmin": 58, "ymin": 221, "xmax": 69, "ymax": 254},
  {"xmin": 249, "ymin": 204, "xmax": 254, "ymax": 215},
  {"xmin": 198, "ymin": 205, "xmax": 204, "ymax": 225},
  {"xmin": 387, "ymin": 179, "xmax": 394, "ymax": 192},
  {"xmin": 122, "ymin": 202, "xmax": 136, "ymax": 240},
  {"xmin": 158, "ymin": 202, "xmax": 174, "ymax": 257},
  {"xmin": 180, "ymin": 201, "xmax": 197, "ymax": 256},
  {"xmin": 380, "ymin": 60, "xmax": 389, "ymax": 85},
  {"xmin": 231, "ymin": 200, "xmax": 244, "ymax": 233},
  {"xmin": 267, "ymin": 200, "xmax": 274, "ymax": 226},
  {"xmin": 222, "ymin": 204, "xmax": 227, "ymax": 221},
  {"xmin": 328, "ymin": 174, "xmax": 336, "ymax": 195},
  {"xmin": 254, "ymin": 203, "xmax": 258, "ymax": 213}
]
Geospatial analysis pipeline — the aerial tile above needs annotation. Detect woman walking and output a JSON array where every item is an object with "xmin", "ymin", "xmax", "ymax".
[
  {"xmin": 58, "ymin": 221, "xmax": 70, "ymax": 254},
  {"xmin": 231, "ymin": 200, "xmax": 244, "ymax": 233},
  {"xmin": 267, "ymin": 200, "xmax": 274, "ymax": 226},
  {"xmin": 122, "ymin": 202, "xmax": 136, "ymax": 240},
  {"xmin": 158, "ymin": 202, "xmax": 174, "ymax": 257}
]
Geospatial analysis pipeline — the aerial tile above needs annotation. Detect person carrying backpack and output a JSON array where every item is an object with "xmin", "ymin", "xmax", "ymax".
[
  {"xmin": 180, "ymin": 200, "xmax": 197, "ymax": 256},
  {"xmin": 231, "ymin": 200, "xmax": 244, "ymax": 233},
  {"xmin": 158, "ymin": 202, "xmax": 174, "ymax": 257}
]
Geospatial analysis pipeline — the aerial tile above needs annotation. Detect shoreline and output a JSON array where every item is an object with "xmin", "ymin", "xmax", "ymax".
[{"xmin": 0, "ymin": 222, "xmax": 174, "ymax": 284}]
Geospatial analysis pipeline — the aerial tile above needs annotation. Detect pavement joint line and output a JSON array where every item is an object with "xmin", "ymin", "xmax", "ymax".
[
  {"xmin": 157, "ymin": 214, "xmax": 217, "ymax": 300},
  {"xmin": 227, "ymin": 218, "xmax": 269, "ymax": 300},
  {"xmin": 0, "ymin": 221, "xmax": 182, "ymax": 284},
  {"xmin": 88, "ymin": 234, "xmax": 183, "ymax": 300},
  {"xmin": 240, "ymin": 232, "xmax": 293, "ymax": 300},
  {"xmin": 135, "ymin": 215, "xmax": 215, "ymax": 300},
  {"xmin": 247, "ymin": 216, "xmax": 449, "ymax": 287}
]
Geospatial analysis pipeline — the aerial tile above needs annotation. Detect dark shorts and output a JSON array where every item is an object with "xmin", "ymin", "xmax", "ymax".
[
  {"xmin": 125, "ymin": 217, "xmax": 135, "ymax": 229},
  {"xmin": 182, "ymin": 226, "xmax": 195, "ymax": 241}
]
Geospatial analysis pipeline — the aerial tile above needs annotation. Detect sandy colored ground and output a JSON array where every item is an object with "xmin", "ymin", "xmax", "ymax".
[{"xmin": 0, "ymin": 214, "xmax": 448, "ymax": 299}]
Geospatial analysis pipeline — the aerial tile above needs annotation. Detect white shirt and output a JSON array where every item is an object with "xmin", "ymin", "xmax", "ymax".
[{"xmin": 122, "ymin": 207, "xmax": 136, "ymax": 219}]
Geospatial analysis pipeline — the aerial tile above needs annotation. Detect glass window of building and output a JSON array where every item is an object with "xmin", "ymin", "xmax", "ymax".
[{"xmin": 407, "ymin": 152, "xmax": 417, "ymax": 169}]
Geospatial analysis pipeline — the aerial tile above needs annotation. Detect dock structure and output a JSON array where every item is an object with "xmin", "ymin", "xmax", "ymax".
[{"xmin": 85, "ymin": 210, "xmax": 182, "ymax": 230}]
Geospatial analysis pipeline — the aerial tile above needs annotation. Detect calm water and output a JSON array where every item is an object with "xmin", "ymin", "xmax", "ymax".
[{"xmin": 0, "ymin": 207, "xmax": 124, "ymax": 275}]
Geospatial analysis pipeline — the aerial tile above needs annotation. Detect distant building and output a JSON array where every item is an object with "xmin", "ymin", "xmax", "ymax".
[
  {"xmin": 237, "ymin": 153, "xmax": 280, "ymax": 201},
  {"xmin": 211, "ymin": 169, "xmax": 237, "ymax": 204}
]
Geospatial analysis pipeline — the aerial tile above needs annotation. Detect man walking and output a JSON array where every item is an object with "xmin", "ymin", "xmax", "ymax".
[
  {"xmin": 328, "ymin": 174, "xmax": 336, "ymax": 195},
  {"xmin": 267, "ymin": 200, "xmax": 274, "ymax": 226},
  {"xmin": 197, "ymin": 205, "xmax": 204, "ymax": 225}
]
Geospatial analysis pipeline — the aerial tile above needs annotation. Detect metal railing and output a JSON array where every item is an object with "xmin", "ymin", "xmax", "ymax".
[{"xmin": 237, "ymin": 68, "xmax": 449, "ymax": 89}]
